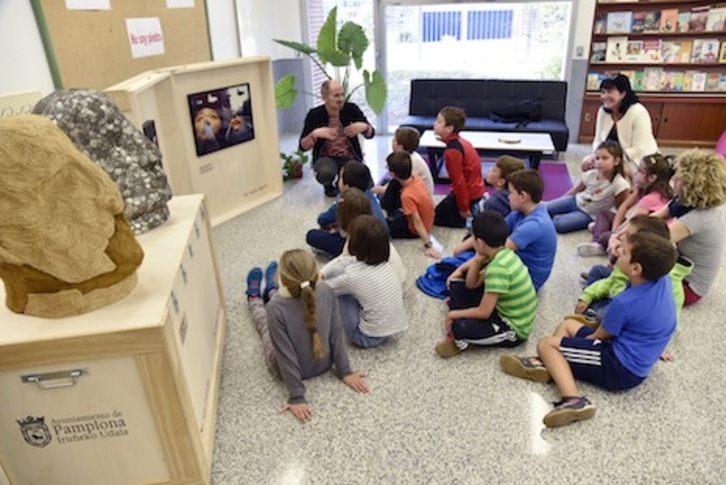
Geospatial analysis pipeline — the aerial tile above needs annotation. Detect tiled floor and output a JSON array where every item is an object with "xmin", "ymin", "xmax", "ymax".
[{"xmin": 209, "ymin": 136, "xmax": 725, "ymax": 484}]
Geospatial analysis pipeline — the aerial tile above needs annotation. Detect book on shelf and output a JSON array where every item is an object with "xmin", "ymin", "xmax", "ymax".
[
  {"xmin": 706, "ymin": 72, "xmax": 721, "ymax": 91},
  {"xmin": 705, "ymin": 7, "xmax": 726, "ymax": 32},
  {"xmin": 676, "ymin": 12, "xmax": 691, "ymax": 33},
  {"xmin": 626, "ymin": 40, "xmax": 644, "ymax": 62},
  {"xmin": 720, "ymin": 41, "xmax": 726, "ymax": 63},
  {"xmin": 660, "ymin": 9, "xmax": 679, "ymax": 33},
  {"xmin": 678, "ymin": 40, "xmax": 693, "ymax": 63},
  {"xmin": 673, "ymin": 71, "xmax": 685, "ymax": 92},
  {"xmin": 660, "ymin": 41, "xmax": 680, "ymax": 63},
  {"xmin": 643, "ymin": 39, "xmax": 662, "ymax": 62},
  {"xmin": 587, "ymin": 73, "xmax": 602, "ymax": 91},
  {"xmin": 631, "ymin": 11, "xmax": 646, "ymax": 34},
  {"xmin": 591, "ymin": 42, "xmax": 607, "ymax": 62},
  {"xmin": 662, "ymin": 71, "xmax": 677, "ymax": 91},
  {"xmin": 594, "ymin": 14, "xmax": 607, "ymax": 35},
  {"xmin": 606, "ymin": 36, "xmax": 628, "ymax": 62},
  {"xmin": 691, "ymin": 39, "xmax": 720, "ymax": 63},
  {"xmin": 621, "ymin": 70, "xmax": 637, "ymax": 88},
  {"xmin": 689, "ymin": 7, "xmax": 709, "ymax": 32},
  {"xmin": 633, "ymin": 70, "xmax": 644, "ymax": 91},
  {"xmin": 643, "ymin": 67, "xmax": 664, "ymax": 91},
  {"xmin": 692, "ymin": 71, "xmax": 707, "ymax": 91},
  {"xmin": 683, "ymin": 70, "xmax": 696, "ymax": 91},
  {"xmin": 643, "ymin": 11, "xmax": 661, "ymax": 33},
  {"xmin": 607, "ymin": 11, "xmax": 633, "ymax": 34},
  {"xmin": 719, "ymin": 74, "xmax": 726, "ymax": 92}
]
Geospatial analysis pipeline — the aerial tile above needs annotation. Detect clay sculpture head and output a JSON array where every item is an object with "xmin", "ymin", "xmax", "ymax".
[
  {"xmin": 0, "ymin": 115, "xmax": 144, "ymax": 318},
  {"xmin": 33, "ymin": 88, "xmax": 172, "ymax": 234}
]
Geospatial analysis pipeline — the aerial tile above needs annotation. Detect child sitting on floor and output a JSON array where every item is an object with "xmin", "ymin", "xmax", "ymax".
[
  {"xmin": 450, "ymin": 169, "xmax": 557, "ymax": 291},
  {"xmin": 373, "ymin": 126, "xmax": 434, "ymax": 201},
  {"xmin": 500, "ymin": 231, "xmax": 677, "ymax": 428},
  {"xmin": 321, "ymin": 215, "xmax": 408, "ymax": 348},
  {"xmin": 245, "ymin": 249, "xmax": 368, "ymax": 423},
  {"xmin": 546, "ymin": 140, "xmax": 630, "ymax": 234},
  {"xmin": 483, "ymin": 155, "xmax": 525, "ymax": 217},
  {"xmin": 307, "ymin": 160, "xmax": 386, "ymax": 257},
  {"xmin": 435, "ymin": 210, "xmax": 537, "ymax": 358},
  {"xmin": 578, "ymin": 153, "xmax": 674, "ymax": 257}
]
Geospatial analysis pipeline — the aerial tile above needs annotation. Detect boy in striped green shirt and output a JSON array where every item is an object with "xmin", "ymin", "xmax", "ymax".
[{"xmin": 436, "ymin": 210, "xmax": 538, "ymax": 358}]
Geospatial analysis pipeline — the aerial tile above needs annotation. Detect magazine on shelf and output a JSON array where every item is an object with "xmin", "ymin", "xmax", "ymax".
[
  {"xmin": 626, "ymin": 40, "xmax": 644, "ymax": 62},
  {"xmin": 607, "ymin": 11, "xmax": 633, "ymax": 34},
  {"xmin": 631, "ymin": 11, "xmax": 646, "ymax": 33},
  {"xmin": 683, "ymin": 70, "xmax": 696, "ymax": 91},
  {"xmin": 660, "ymin": 9, "xmax": 679, "ymax": 33},
  {"xmin": 643, "ymin": 39, "xmax": 662, "ymax": 62},
  {"xmin": 643, "ymin": 11, "xmax": 661, "ymax": 33},
  {"xmin": 705, "ymin": 7, "xmax": 726, "ymax": 32},
  {"xmin": 678, "ymin": 40, "xmax": 693, "ymax": 63},
  {"xmin": 642, "ymin": 67, "xmax": 664, "ymax": 91},
  {"xmin": 720, "ymin": 41, "xmax": 726, "ymax": 63},
  {"xmin": 633, "ymin": 70, "xmax": 644, "ymax": 91},
  {"xmin": 662, "ymin": 71, "xmax": 677, "ymax": 91},
  {"xmin": 591, "ymin": 42, "xmax": 607, "ymax": 62},
  {"xmin": 692, "ymin": 71, "xmax": 707, "ymax": 91},
  {"xmin": 606, "ymin": 36, "xmax": 628, "ymax": 62},
  {"xmin": 621, "ymin": 70, "xmax": 636, "ymax": 88},
  {"xmin": 676, "ymin": 12, "xmax": 691, "ymax": 32},
  {"xmin": 587, "ymin": 72, "xmax": 602, "ymax": 91},
  {"xmin": 673, "ymin": 71, "xmax": 685, "ymax": 91},
  {"xmin": 719, "ymin": 74, "xmax": 726, "ymax": 92},
  {"xmin": 689, "ymin": 7, "xmax": 709, "ymax": 32},
  {"xmin": 700, "ymin": 39, "xmax": 720, "ymax": 63},
  {"xmin": 706, "ymin": 72, "xmax": 721, "ymax": 91},
  {"xmin": 594, "ymin": 14, "xmax": 607, "ymax": 34},
  {"xmin": 660, "ymin": 41, "xmax": 687, "ymax": 64}
]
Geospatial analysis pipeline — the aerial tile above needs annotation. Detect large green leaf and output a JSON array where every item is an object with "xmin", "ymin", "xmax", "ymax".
[
  {"xmin": 274, "ymin": 74, "xmax": 298, "ymax": 109},
  {"xmin": 338, "ymin": 22, "xmax": 368, "ymax": 70},
  {"xmin": 364, "ymin": 70, "xmax": 387, "ymax": 115},
  {"xmin": 273, "ymin": 39, "xmax": 316, "ymax": 56},
  {"xmin": 318, "ymin": 47, "xmax": 350, "ymax": 67},
  {"xmin": 316, "ymin": 7, "xmax": 338, "ymax": 59}
]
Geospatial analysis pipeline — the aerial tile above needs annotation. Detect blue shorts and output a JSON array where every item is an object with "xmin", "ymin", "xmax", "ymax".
[{"xmin": 560, "ymin": 326, "xmax": 643, "ymax": 391}]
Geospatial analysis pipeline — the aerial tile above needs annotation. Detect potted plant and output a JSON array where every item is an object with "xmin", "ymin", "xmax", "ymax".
[
  {"xmin": 273, "ymin": 7, "xmax": 387, "ymax": 115},
  {"xmin": 281, "ymin": 148, "xmax": 310, "ymax": 181}
]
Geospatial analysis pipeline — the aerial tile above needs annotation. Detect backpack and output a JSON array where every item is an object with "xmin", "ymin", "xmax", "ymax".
[
  {"xmin": 415, "ymin": 251, "xmax": 475, "ymax": 299},
  {"xmin": 489, "ymin": 100, "xmax": 542, "ymax": 127}
]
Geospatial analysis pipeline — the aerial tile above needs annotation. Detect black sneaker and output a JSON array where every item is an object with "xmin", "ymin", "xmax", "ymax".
[
  {"xmin": 543, "ymin": 396, "xmax": 596, "ymax": 428},
  {"xmin": 324, "ymin": 183, "xmax": 338, "ymax": 197}
]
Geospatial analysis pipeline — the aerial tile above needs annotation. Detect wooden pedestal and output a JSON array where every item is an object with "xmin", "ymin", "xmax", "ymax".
[{"xmin": 0, "ymin": 195, "xmax": 226, "ymax": 485}]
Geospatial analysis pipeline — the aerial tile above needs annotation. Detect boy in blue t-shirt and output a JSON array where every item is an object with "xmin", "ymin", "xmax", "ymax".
[{"xmin": 500, "ymin": 231, "xmax": 677, "ymax": 428}]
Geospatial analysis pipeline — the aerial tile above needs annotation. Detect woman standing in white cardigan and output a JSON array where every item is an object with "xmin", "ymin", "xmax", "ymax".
[{"xmin": 582, "ymin": 74, "xmax": 658, "ymax": 174}]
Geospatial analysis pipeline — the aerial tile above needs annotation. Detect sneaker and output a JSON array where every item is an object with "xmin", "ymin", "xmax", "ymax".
[
  {"xmin": 324, "ymin": 183, "xmax": 338, "ymax": 197},
  {"xmin": 587, "ymin": 222, "xmax": 595, "ymax": 233},
  {"xmin": 543, "ymin": 396, "xmax": 596, "ymax": 428},
  {"xmin": 264, "ymin": 261, "xmax": 278, "ymax": 293},
  {"xmin": 499, "ymin": 354, "xmax": 551, "ymax": 383},
  {"xmin": 435, "ymin": 340, "xmax": 462, "ymax": 358},
  {"xmin": 580, "ymin": 271, "xmax": 589, "ymax": 282},
  {"xmin": 577, "ymin": 242, "xmax": 606, "ymax": 257},
  {"xmin": 246, "ymin": 267, "xmax": 263, "ymax": 299}
]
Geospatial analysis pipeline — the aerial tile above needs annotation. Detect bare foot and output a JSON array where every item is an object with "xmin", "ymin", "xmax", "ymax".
[{"xmin": 660, "ymin": 350, "xmax": 674, "ymax": 362}]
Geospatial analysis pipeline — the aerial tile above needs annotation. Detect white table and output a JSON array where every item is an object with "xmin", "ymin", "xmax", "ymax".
[{"xmin": 419, "ymin": 130, "xmax": 555, "ymax": 182}]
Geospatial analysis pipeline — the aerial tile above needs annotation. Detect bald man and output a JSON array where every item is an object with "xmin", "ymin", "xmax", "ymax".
[{"xmin": 299, "ymin": 80, "xmax": 374, "ymax": 196}]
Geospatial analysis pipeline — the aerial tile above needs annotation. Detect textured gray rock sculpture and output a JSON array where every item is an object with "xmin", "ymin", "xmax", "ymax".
[{"xmin": 33, "ymin": 89, "xmax": 173, "ymax": 234}]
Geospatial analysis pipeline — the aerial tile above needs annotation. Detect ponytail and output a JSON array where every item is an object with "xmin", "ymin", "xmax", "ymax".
[{"xmin": 279, "ymin": 250, "xmax": 325, "ymax": 359}]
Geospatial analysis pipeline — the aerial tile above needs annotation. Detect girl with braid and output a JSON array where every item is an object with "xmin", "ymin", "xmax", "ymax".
[{"xmin": 246, "ymin": 249, "xmax": 368, "ymax": 423}]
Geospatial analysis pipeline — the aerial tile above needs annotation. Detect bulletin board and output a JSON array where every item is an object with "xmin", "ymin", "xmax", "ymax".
[{"xmin": 31, "ymin": 0, "xmax": 211, "ymax": 90}]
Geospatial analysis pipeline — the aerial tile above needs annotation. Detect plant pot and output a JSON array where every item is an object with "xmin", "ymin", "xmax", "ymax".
[{"xmin": 283, "ymin": 161, "xmax": 304, "ymax": 181}]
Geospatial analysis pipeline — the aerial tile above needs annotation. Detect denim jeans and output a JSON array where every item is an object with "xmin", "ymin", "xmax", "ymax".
[
  {"xmin": 586, "ymin": 264, "xmax": 613, "ymax": 286},
  {"xmin": 545, "ymin": 195, "xmax": 593, "ymax": 234},
  {"xmin": 337, "ymin": 295, "xmax": 385, "ymax": 348}
]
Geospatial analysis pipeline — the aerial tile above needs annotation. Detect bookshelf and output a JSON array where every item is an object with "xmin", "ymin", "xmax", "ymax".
[{"xmin": 581, "ymin": 1, "xmax": 726, "ymax": 147}]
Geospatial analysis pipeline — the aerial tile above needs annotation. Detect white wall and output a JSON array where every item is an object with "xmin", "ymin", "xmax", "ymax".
[
  {"xmin": 0, "ymin": 1, "xmax": 55, "ymax": 97},
  {"xmin": 572, "ymin": 0, "xmax": 596, "ymax": 60},
  {"xmin": 206, "ymin": 0, "xmax": 241, "ymax": 60},
  {"xmin": 235, "ymin": 0, "xmax": 303, "ymax": 58}
]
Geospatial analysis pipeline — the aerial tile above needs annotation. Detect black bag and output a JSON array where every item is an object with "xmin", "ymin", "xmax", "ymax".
[{"xmin": 489, "ymin": 100, "xmax": 542, "ymax": 127}]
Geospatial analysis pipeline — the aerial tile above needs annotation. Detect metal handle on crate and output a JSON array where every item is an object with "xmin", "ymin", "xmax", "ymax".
[{"xmin": 21, "ymin": 368, "xmax": 88, "ymax": 390}]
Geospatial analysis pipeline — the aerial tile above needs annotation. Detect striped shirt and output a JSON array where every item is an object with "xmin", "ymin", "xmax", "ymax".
[
  {"xmin": 324, "ymin": 260, "xmax": 408, "ymax": 338},
  {"xmin": 481, "ymin": 248, "xmax": 538, "ymax": 339}
]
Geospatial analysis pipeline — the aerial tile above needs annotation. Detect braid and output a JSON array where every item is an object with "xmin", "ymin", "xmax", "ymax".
[{"xmin": 301, "ymin": 281, "xmax": 323, "ymax": 359}]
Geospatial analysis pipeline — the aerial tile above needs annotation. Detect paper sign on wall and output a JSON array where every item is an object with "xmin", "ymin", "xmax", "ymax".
[
  {"xmin": 167, "ymin": 0, "xmax": 195, "ymax": 8},
  {"xmin": 66, "ymin": 0, "xmax": 110, "ymax": 9},
  {"xmin": 125, "ymin": 18, "xmax": 165, "ymax": 59}
]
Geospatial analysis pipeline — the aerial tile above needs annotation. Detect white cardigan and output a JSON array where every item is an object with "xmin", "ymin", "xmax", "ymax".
[{"xmin": 593, "ymin": 102, "xmax": 658, "ymax": 168}]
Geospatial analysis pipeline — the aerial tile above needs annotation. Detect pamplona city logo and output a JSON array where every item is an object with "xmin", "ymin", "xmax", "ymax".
[
  {"xmin": 17, "ymin": 416, "xmax": 52, "ymax": 448},
  {"xmin": 17, "ymin": 410, "xmax": 129, "ymax": 447}
]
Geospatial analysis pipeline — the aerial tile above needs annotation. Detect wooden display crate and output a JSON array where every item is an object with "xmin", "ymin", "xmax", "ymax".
[{"xmin": 0, "ymin": 195, "xmax": 226, "ymax": 485}]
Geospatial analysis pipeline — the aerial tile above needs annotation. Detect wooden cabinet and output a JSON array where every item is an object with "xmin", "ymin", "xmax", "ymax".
[
  {"xmin": 0, "ymin": 195, "xmax": 226, "ymax": 485},
  {"xmin": 580, "ymin": 1, "xmax": 726, "ymax": 147}
]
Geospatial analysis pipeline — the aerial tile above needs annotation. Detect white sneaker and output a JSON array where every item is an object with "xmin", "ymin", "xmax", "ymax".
[
  {"xmin": 577, "ymin": 242, "xmax": 606, "ymax": 257},
  {"xmin": 587, "ymin": 222, "xmax": 595, "ymax": 233}
]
